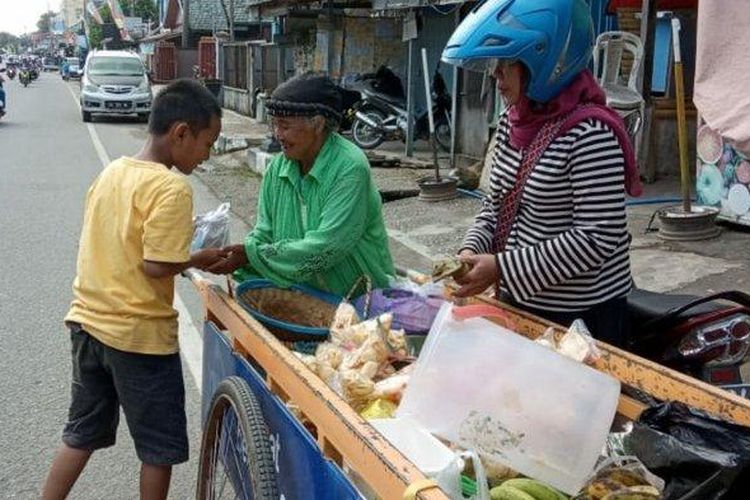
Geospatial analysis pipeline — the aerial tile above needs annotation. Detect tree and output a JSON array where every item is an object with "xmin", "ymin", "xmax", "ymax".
[
  {"xmin": 0, "ymin": 32, "xmax": 20, "ymax": 50},
  {"xmin": 37, "ymin": 10, "xmax": 57, "ymax": 33},
  {"xmin": 88, "ymin": 4, "xmax": 113, "ymax": 49},
  {"xmin": 122, "ymin": 0, "xmax": 157, "ymax": 22}
]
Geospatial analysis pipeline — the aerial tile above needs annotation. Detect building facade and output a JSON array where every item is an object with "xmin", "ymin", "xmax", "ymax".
[{"xmin": 60, "ymin": 0, "xmax": 84, "ymax": 31}]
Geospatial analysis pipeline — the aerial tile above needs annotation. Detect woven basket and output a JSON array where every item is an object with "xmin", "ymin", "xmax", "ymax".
[{"xmin": 235, "ymin": 277, "xmax": 371, "ymax": 343}]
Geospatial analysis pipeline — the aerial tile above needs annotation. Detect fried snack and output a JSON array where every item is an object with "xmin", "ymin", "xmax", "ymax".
[
  {"xmin": 294, "ymin": 353, "xmax": 319, "ymax": 374},
  {"xmin": 386, "ymin": 327, "xmax": 408, "ymax": 356},
  {"xmin": 341, "ymin": 334, "xmax": 389, "ymax": 371},
  {"xmin": 315, "ymin": 343, "xmax": 344, "ymax": 370},
  {"xmin": 359, "ymin": 361, "xmax": 379, "ymax": 380},
  {"xmin": 330, "ymin": 302, "xmax": 360, "ymax": 334},
  {"xmin": 339, "ymin": 369, "xmax": 376, "ymax": 411}
]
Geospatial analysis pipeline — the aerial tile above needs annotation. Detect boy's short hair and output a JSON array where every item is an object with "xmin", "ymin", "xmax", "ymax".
[{"xmin": 149, "ymin": 79, "xmax": 222, "ymax": 136}]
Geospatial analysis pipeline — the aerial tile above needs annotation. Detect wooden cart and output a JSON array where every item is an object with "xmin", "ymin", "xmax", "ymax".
[{"xmin": 189, "ymin": 272, "xmax": 750, "ymax": 500}]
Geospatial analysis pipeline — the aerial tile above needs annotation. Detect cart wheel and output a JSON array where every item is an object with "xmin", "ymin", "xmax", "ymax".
[{"xmin": 196, "ymin": 376, "xmax": 279, "ymax": 500}]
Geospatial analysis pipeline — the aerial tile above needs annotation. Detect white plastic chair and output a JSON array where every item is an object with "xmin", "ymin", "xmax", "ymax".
[{"xmin": 593, "ymin": 31, "xmax": 646, "ymax": 156}]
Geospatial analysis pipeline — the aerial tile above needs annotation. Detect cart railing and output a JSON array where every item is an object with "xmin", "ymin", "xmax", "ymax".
[{"xmin": 189, "ymin": 271, "xmax": 448, "ymax": 500}]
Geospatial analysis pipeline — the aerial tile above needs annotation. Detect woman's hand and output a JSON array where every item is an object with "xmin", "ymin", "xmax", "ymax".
[
  {"xmin": 190, "ymin": 247, "xmax": 232, "ymax": 271},
  {"xmin": 458, "ymin": 248, "xmax": 476, "ymax": 259},
  {"xmin": 204, "ymin": 244, "xmax": 248, "ymax": 275},
  {"xmin": 453, "ymin": 253, "xmax": 499, "ymax": 298}
]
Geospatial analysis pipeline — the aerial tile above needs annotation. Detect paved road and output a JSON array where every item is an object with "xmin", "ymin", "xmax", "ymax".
[{"xmin": 0, "ymin": 72, "xmax": 237, "ymax": 499}]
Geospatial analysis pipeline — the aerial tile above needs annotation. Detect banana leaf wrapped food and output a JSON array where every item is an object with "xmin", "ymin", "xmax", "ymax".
[{"xmin": 432, "ymin": 256, "xmax": 472, "ymax": 282}]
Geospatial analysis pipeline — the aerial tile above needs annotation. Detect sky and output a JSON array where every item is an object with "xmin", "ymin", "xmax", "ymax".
[{"xmin": 0, "ymin": 0, "xmax": 58, "ymax": 36}]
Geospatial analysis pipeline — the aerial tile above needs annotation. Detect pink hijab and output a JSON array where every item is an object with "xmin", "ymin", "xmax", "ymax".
[{"xmin": 508, "ymin": 70, "xmax": 643, "ymax": 197}]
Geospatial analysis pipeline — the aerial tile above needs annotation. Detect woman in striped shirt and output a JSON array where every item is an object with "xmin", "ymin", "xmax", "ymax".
[{"xmin": 441, "ymin": 0, "xmax": 643, "ymax": 346}]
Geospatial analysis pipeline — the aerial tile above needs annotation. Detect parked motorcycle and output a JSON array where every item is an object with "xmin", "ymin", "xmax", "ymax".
[
  {"xmin": 628, "ymin": 288, "xmax": 750, "ymax": 393},
  {"xmin": 350, "ymin": 65, "xmax": 452, "ymax": 152},
  {"xmin": 339, "ymin": 85, "xmax": 363, "ymax": 134}
]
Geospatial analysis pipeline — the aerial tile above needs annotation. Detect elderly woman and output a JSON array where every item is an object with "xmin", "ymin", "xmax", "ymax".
[
  {"xmin": 443, "ymin": 0, "xmax": 643, "ymax": 347},
  {"xmin": 212, "ymin": 73, "xmax": 395, "ymax": 296}
]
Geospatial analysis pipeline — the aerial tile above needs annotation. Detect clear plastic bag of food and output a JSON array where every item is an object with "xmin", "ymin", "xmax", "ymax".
[
  {"xmin": 575, "ymin": 455, "xmax": 664, "ymax": 499},
  {"xmin": 191, "ymin": 202, "xmax": 230, "ymax": 251},
  {"xmin": 372, "ymin": 364, "xmax": 414, "ymax": 403},
  {"xmin": 535, "ymin": 319, "xmax": 601, "ymax": 365}
]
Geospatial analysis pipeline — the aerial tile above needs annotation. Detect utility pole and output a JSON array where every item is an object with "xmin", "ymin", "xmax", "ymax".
[
  {"xmin": 182, "ymin": 0, "xmax": 190, "ymax": 49},
  {"xmin": 229, "ymin": 0, "xmax": 235, "ymax": 42}
]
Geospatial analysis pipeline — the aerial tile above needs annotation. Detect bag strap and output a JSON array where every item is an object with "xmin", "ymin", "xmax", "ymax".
[
  {"xmin": 345, "ymin": 275, "xmax": 373, "ymax": 318},
  {"xmin": 492, "ymin": 113, "xmax": 571, "ymax": 254}
]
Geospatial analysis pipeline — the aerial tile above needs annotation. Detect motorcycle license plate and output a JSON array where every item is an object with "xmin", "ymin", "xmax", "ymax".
[{"xmin": 105, "ymin": 101, "xmax": 132, "ymax": 110}]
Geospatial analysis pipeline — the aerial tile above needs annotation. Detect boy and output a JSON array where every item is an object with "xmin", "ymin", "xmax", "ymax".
[{"xmin": 42, "ymin": 79, "xmax": 226, "ymax": 500}]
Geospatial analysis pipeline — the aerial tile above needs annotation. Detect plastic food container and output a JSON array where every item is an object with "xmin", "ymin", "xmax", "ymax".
[{"xmin": 397, "ymin": 303, "xmax": 621, "ymax": 495}]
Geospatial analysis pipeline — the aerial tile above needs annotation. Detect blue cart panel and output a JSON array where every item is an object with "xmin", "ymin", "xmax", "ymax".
[{"xmin": 202, "ymin": 321, "xmax": 362, "ymax": 500}]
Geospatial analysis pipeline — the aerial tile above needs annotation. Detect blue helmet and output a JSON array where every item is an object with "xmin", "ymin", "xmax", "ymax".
[{"xmin": 442, "ymin": 0, "xmax": 594, "ymax": 102}]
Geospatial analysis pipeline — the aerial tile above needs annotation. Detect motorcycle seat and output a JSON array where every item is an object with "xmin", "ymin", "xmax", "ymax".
[
  {"xmin": 628, "ymin": 287, "xmax": 731, "ymax": 329},
  {"xmin": 363, "ymin": 88, "xmax": 406, "ymax": 108}
]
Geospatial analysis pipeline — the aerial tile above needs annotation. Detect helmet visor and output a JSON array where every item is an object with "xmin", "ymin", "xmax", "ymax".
[
  {"xmin": 441, "ymin": 56, "xmax": 518, "ymax": 76},
  {"xmin": 441, "ymin": 55, "xmax": 492, "ymax": 73}
]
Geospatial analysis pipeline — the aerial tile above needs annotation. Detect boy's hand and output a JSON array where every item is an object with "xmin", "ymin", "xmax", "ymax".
[
  {"xmin": 204, "ymin": 244, "xmax": 248, "ymax": 275},
  {"xmin": 190, "ymin": 248, "xmax": 231, "ymax": 271}
]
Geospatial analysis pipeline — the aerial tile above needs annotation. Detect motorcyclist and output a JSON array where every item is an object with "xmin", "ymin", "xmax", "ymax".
[
  {"xmin": 0, "ymin": 71, "xmax": 6, "ymax": 118},
  {"xmin": 61, "ymin": 58, "xmax": 70, "ymax": 80},
  {"xmin": 19, "ymin": 61, "xmax": 32, "ymax": 86}
]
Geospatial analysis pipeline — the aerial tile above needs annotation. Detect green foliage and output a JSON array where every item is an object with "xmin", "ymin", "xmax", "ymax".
[
  {"xmin": 88, "ymin": 24, "xmax": 103, "ymax": 49},
  {"xmin": 87, "ymin": 3, "xmax": 113, "ymax": 49},
  {"xmin": 36, "ymin": 11, "xmax": 57, "ymax": 33},
  {"xmin": 123, "ymin": 0, "xmax": 158, "ymax": 22},
  {"xmin": 99, "ymin": 3, "xmax": 114, "ymax": 23},
  {"xmin": 0, "ymin": 32, "xmax": 20, "ymax": 50}
]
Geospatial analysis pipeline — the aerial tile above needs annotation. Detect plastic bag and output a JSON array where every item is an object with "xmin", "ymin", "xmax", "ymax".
[
  {"xmin": 359, "ymin": 398, "xmax": 398, "ymax": 419},
  {"xmin": 624, "ymin": 401, "xmax": 750, "ymax": 500},
  {"xmin": 574, "ymin": 455, "xmax": 664, "ymax": 499},
  {"xmin": 535, "ymin": 318, "xmax": 601, "ymax": 365},
  {"xmin": 191, "ymin": 202, "xmax": 230, "ymax": 251},
  {"xmin": 460, "ymin": 450, "xmax": 491, "ymax": 500}
]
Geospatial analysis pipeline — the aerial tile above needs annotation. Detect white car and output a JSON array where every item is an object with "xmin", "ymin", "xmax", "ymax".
[{"xmin": 80, "ymin": 50, "xmax": 152, "ymax": 123}]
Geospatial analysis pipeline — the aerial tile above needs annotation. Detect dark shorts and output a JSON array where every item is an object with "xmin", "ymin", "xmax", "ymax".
[{"xmin": 62, "ymin": 324, "xmax": 188, "ymax": 465}]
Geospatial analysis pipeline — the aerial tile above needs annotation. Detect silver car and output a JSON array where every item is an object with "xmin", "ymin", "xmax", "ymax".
[{"xmin": 80, "ymin": 51, "xmax": 152, "ymax": 122}]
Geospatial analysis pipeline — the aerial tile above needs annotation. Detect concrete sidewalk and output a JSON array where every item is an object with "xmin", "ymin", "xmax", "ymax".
[{"xmin": 203, "ymin": 107, "xmax": 750, "ymax": 297}]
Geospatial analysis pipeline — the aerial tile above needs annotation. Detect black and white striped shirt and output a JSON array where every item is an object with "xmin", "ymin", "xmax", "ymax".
[{"xmin": 463, "ymin": 113, "xmax": 632, "ymax": 312}]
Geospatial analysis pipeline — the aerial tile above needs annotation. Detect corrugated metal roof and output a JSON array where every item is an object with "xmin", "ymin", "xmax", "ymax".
[{"xmin": 188, "ymin": 0, "xmax": 257, "ymax": 31}]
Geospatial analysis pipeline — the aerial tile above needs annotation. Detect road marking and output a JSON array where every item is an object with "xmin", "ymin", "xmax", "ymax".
[
  {"xmin": 176, "ymin": 293, "xmax": 203, "ymax": 391},
  {"xmin": 66, "ymin": 81, "xmax": 204, "ymax": 391}
]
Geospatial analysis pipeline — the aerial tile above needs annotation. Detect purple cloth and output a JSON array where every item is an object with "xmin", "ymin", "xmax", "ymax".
[{"xmin": 355, "ymin": 289, "xmax": 444, "ymax": 333}]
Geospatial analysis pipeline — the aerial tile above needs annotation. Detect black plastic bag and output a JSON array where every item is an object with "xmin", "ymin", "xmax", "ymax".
[{"xmin": 623, "ymin": 401, "xmax": 750, "ymax": 500}]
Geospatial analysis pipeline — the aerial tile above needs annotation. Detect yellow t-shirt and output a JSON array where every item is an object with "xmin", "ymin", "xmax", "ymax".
[{"xmin": 65, "ymin": 157, "xmax": 193, "ymax": 355}]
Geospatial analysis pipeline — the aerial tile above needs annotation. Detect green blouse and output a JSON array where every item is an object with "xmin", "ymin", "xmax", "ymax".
[{"xmin": 235, "ymin": 133, "xmax": 395, "ymax": 296}]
